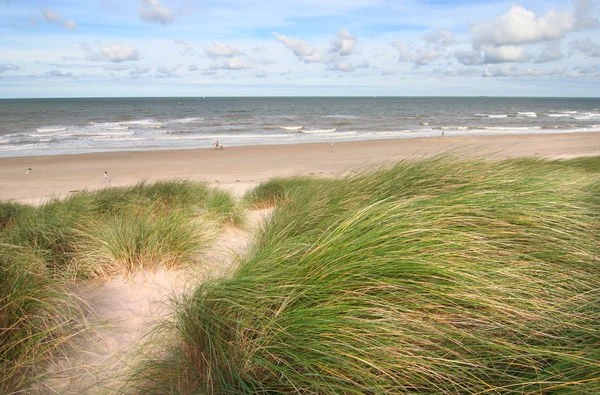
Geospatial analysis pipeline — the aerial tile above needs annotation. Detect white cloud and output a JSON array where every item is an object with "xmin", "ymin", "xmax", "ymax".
[
  {"xmin": 130, "ymin": 65, "xmax": 152, "ymax": 77},
  {"xmin": 99, "ymin": 0, "xmax": 119, "ymax": 12},
  {"xmin": 156, "ymin": 65, "xmax": 181, "ymax": 78},
  {"xmin": 570, "ymin": 38, "xmax": 600, "ymax": 57},
  {"xmin": 101, "ymin": 44, "xmax": 140, "ymax": 62},
  {"xmin": 210, "ymin": 57, "xmax": 253, "ymax": 70},
  {"xmin": 40, "ymin": 8, "xmax": 63, "ymax": 23},
  {"xmin": 329, "ymin": 29, "xmax": 357, "ymax": 56},
  {"xmin": 256, "ymin": 70, "xmax": 267, "ymax": 78},
  {"xmin": 40, "ymin": 8, "xmax": 77, "ymax": 31},
  {"xmin": 64, "ymin": 20, "xmax": 77, "ymax": 31},
  {"xmin": 483, "ymin": 64, "xmax": 565, "ymax": 78},
  {"xmin": 413, "ymin": 47, "xmax": 441, "ymax": 66},
  {"xmin": 45, "ymin": 69, "xmax": 73, "ymax": 78},
  {"xmin": 454, "ymin": 50, "xmax": 484, "ymax": 65},
  {"xmin": 138, "ymin": 0, "xmax": 176, "ymax": 24},
  {"xmin": 433, "ymin": 67, "xmax": 478, "ymax": 77},
  {"xmin": 534, "ymin": 43, "xmax": 564, "ymax": 63},
  {"xmin": 81, "ymin": 42, "xmax": 140, "ymax": 62},
  {"xmin": 391, "ymin": 41, "xmax": 442, "ymax": 66},
  {"xmin": 274, "ymin": 32, "xmax": 323, "ymax": 63},
  {"xmin": 173, "ymin": 39, "xmax": 194, "ymax": 56},
  {"xmin": 0, "ymin": 64, "xmax": 21, "ymax": 73},
  {"xmin": 204, "ymin": 42, "xmax": 241, "ymax": 58},
  {"xmin": 481, "ymin": 44, "xmax": 530, "ymax": 63},
  {"xmin": 188, "ymin": 63, "xmax": 199, "ymax": 72},
  {"xmin": 327, "ymin": 60, "xmax": 369, "ymax": 72},
  {"xmin": 472, "ymin": 6, "xmax": 576, "ymax": 48},
  {"xmin": 424, "ymin": 29, "xmax": 456, "ymax": 46}
]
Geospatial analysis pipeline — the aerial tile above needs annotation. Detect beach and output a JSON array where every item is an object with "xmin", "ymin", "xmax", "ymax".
[{"xmin": 1, "ymin": 132, "xmax": 599, "ymax": 204}]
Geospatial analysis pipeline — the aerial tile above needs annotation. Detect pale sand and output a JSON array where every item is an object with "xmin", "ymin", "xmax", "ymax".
[{"xmin": 2, "ymin": 132, "xmax": 599, "ymax": 205}]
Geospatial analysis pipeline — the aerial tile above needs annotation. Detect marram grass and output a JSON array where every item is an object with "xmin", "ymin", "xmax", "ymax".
[
  {"xmin": 0, "ymin": 180, "xmax": 243, "ymax": 392},
  {"xmin": 0, "ymin": 244, "xmax": 85, "ymax": 393},
  {"xmin": 126, "ymin": 156, "xmax": 600, "ymax": 394}
]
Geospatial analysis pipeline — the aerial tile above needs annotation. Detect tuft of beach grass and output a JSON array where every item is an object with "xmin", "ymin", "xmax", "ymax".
[
  {"xmin": 0, "ymin": 180, "xmax": 244, "ymax": 392},
  {"xmin": 126, "ymin": 155, "xmax": 600, "ymax": 394}
]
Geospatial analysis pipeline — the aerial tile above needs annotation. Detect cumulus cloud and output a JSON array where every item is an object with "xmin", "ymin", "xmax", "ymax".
[
  {"xmin": 101, "ymin": 44, "xmax": 140, "ymax": 62},
  {"xmin": 482, "ymin": 64, "xmax": 565, "ymax": 77},
  {"xmin": 204, "ymin": 42, "xmax": 241, "ymax": 58},
  {"xmin": 210, "ymin": 57, "xmax": 253, "ymax": 70},
  {"xmin": 472, "ymin": 5, "xmax": 577, "ymax": 48},
  {"xmin": 156, "ymin": 65, "xmax": 181, "ymax": 78},
  {"xmin": 40, "ymin": 8, "xmax": 77, "ymax": 31},
  {"xmin": 327, "ymin": 60, "xmax": 369, "ymax": 72},
  {"xmin": 329, "ymin": 29, "xmax": 357, "ymax": 56},
  {"xmin": 274, "ymin": 32, "xmax": 323, "ymax": 63},
  {"xmin": 0, "ymin": 63, "xmax": 21, "ymax": 73},
  {"xmin": 424, "ymin": 29, "xmax": 456, "ymax": 46},
  {"xmin": 534, "ymin": 43, "xmax": 564, "ymax": 63},
  {"xmin": 481, "ymin": 44, "xmax": 530, "ymax": 63},
  {"xmin": 454, "ymin": 50, "xmax": 484, "ymax": 65},
  {"xmin": 81, "ymin": 42, "xmax": 140, "ymax": 62},
  {"xmin": 45, "ymin": 69, "xmax": 73, "ymax": 78},
  {"xmin": 391, "ymin": 41, "xmax": 442, "ymax": 66},
  {"xmin": 138, "ymin": 0, "xmax": 176, "ymax": 24},
  {"xmin": 570, "ymin": 38, "xmax": 600, "ymax": 57}
]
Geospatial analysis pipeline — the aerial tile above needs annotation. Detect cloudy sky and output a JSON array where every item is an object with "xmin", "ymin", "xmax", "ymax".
[{"xmin": 1, "ymin": 0, "xmax": 599, "ymax": 98}]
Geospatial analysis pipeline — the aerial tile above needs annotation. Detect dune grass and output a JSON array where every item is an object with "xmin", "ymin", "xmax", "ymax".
[
  {"xmin": 0, "ymin": 244, "xmax": 85, "ymax": 393},
  {"xmin": 1, "ymin": 180, "xmax": 243, "ymax": 280},
  {"xmin": 126, "ymin": 156, "xmax": 600, "ymax": 394},
  {"xmin": 0, "ymin": 180, "xmax": 243, "ymax": 392}
]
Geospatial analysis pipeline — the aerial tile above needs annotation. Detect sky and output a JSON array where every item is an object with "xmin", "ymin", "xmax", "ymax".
[{"xmin": 1, "ymin": 0, "xmax": 599, "ymax": 98}]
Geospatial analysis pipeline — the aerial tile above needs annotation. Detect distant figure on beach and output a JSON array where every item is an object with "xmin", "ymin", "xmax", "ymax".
[
  {"xmin": 103, "ymin": 171, "xmax": 111, "ymax": 183},
  {"xmin": 213, "ymin": 140, "xmax": 223, "ymax": 150}
]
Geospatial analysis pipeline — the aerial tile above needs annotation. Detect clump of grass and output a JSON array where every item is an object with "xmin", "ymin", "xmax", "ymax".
[
  {"xmin": 1, "ymin": 180, "xmax": 242, "ymax": 279},
  {"xmin": 0, "ymin": 202, "xmax": 34, "ymax": 230},
  {"xmin": 0, "ymin": 180, "xmax": 242, "ymax": 391},
  {"xmin": 203, "ymin": 188, "xmax": 246, "ymax": 227},
  {"xmin": 0, "ymin": 244, "xmax": 84, "ymax": 393},
  {"xmin": 128, "ymin": 156, "xmax": 600, "ymax": 393},
  {"xmin": 75, "ymin": 206, "xmax": 215, "ymax": 279}
]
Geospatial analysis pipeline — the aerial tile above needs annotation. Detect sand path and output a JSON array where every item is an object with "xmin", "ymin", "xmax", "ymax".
[{"xmin": 34, "ymin": 208, "xmax": 271, "ymax": 394}]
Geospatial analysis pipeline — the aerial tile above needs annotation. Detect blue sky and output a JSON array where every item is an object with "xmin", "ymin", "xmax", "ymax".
[{"xmin": 1, "ymin": 0, "xmax": 599, "ymax": 98}]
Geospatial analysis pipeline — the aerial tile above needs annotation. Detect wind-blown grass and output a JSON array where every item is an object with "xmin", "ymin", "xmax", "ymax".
[
  {"xmin": 1, "ymin": 180, "xmax": 242, "ymax": 279},
  {"xmin": 0, "ymin": 244, "xmax": 84, "ymax": 393},
  {"xmin": 0, "ymin": 180, "xmax": 243, "ymax": 392},
  {"xmin": 128, "ymin": 156, "xmax": 600, "ymax": 394}
]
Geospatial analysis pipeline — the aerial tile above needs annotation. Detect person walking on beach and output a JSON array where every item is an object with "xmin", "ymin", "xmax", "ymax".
[{"xmin": 103, "ymin": 171, "xmax": 111, "ymax": 183}]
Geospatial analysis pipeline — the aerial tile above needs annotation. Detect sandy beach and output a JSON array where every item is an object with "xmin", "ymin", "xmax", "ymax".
[{"xmin": 1, "ymin": 133, "xmax": 599, "ymax": 204}]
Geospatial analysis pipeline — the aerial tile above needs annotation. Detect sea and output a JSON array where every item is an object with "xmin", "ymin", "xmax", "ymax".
[{"xmin": 1, "ymin": 97, "xmax": 599, "ymax": 158}]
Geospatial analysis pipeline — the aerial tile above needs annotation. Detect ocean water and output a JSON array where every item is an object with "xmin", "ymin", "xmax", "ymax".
[{"xmin": 0, "ymin": 97, "xmax": 599, "ymax": 158}]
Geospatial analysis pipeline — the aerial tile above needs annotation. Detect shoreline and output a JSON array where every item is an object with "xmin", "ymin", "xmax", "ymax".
[{"xmin": 1, "ymin": 132, "xmax": 599, "ymax": 204}]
